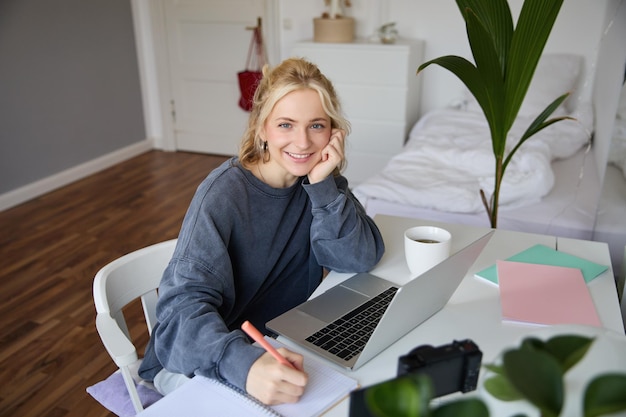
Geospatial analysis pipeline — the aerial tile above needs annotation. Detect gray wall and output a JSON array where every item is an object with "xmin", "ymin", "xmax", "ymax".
[{"xmin": 0, "ymin": 0, "xmax": 145, "ymax": 194}]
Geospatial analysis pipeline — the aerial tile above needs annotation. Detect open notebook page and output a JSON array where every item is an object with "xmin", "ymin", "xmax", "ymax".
[{"xmin": 136, "ymin": 337, "xmax": 358, "ymax": 417}]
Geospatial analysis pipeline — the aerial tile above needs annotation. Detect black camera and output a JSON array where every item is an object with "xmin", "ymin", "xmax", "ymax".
[{"xmin": 397, "ymin": 339, "xmax": 482, "ymax": 398}]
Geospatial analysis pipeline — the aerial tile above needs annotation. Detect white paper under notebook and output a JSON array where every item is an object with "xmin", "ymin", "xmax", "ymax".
[{"xmin": 136, "ymin": 337, "xmax": 358, "ymax": 417}]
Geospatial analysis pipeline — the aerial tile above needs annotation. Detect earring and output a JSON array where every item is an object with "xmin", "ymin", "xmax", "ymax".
[{"xmin": 261, "ymin": 141, "xmax": 270, "ymax": 162}]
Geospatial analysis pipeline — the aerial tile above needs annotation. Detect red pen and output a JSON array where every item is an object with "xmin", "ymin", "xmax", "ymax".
[{"xmin": 241, "ymin": 320, "xmax": 297, "ymax": 369}]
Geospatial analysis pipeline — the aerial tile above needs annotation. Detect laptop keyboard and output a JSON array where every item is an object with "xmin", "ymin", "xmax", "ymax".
[{"xmin": 305, "ymin": 286, "xmax": 398, "ymax": 362}]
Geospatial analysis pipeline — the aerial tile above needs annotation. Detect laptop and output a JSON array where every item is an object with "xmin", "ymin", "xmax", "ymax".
[{"xmin": 266, "ymin": 230, "xmax": 493, "ymax": 370}]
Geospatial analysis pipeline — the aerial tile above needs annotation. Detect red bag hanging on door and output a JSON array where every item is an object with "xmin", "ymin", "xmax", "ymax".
[{"xmin": 238, "ymin": 25, "xmax": 266, "ymax": 112}]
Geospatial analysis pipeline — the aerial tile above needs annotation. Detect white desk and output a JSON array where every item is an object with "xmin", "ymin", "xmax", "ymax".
[
  {"xmin": 138, "ymin": 215, "xmax": 626, "ymax": 417},
  {"xmin": 277, "ymin": 215, "xmax": 626, "ymax": 417}
]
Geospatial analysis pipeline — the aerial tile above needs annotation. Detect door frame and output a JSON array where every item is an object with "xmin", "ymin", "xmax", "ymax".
[{"xmin": 130, "ymin": 0, "xmax": 281, "ymax": 151}]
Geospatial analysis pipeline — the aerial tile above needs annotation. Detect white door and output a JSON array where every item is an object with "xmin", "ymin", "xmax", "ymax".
[{"xmin": 163, "ymin": 0, "xmax": 269, "ymax": 155}]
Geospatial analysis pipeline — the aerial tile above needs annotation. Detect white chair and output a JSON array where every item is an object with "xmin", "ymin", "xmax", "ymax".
[{"xmin": 93, "ymin": 239, "xmax": 177, "ymax": 414}]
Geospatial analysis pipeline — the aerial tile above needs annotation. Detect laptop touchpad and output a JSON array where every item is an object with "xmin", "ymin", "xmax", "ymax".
[{"xmin": 298, "ymin": 286, "xmax": 369, "ymax": 323}]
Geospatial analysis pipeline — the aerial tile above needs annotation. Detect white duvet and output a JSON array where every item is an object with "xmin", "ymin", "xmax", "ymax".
[{"xmin": 353, "ymin": 105, "xmax": 593, "ymax": 214}]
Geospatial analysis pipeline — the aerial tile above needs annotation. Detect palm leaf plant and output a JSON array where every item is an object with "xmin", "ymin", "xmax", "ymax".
[{"xmin": 417, "ymin": 0, "xmax": 572, "ymax": 228}]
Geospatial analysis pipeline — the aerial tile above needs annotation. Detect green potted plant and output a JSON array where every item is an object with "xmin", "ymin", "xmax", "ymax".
[
  {"xmin": 364, "ymin": 334, "xmax": 626, "ymax": 417},
  {"xmin": 417, "ymin": 0, "xmax": 573, "ymax": 228}
]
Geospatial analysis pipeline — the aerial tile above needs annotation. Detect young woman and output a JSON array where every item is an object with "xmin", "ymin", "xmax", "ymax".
[{"xmin": 138, "ymin": 57, "xmax": 385, "ymax": 405}]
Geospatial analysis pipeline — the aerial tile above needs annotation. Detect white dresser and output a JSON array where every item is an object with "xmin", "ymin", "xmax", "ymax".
[{"xmin": 292, "ymin": 38, "xmax": 424, "ymax": 184}]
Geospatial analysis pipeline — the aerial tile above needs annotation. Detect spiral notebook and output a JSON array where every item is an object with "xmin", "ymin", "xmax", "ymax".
[{"xmin": 136, "ymin": 337, "xmax": 358, "ymax": 417}]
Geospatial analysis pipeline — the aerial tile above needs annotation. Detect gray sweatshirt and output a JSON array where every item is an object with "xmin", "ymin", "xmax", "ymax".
[{"xmin": 138, "ymin": 157, "xmax": 385, "ymax": 390}]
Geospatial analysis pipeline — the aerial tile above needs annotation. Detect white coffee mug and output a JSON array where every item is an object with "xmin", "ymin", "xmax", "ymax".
[{"xmin": 404, "ymin": 226, "xmax": 452, "ymax": 277}]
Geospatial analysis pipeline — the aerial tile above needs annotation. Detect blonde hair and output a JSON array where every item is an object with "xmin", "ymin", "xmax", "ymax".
[{"xmin": 238, "ymin": 58, "xmax": 350, "ymax": 174}]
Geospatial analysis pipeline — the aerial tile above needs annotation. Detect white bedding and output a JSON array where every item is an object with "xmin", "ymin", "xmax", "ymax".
[
  {"xmin": 359, "ymin": 144, "xmax": 601, "ymax": 239},
  {"xmin": 353, "ymin": 104, "xmax": 593, "ymax": 214}
]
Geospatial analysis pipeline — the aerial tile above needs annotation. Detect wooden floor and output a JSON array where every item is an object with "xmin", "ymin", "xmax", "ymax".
[{"xmin": 0, "ymin": 151, "xmax": 229, "ymax": 417}]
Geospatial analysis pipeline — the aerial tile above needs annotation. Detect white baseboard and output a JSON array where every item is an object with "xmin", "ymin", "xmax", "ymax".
[{"xmin": 0, "ymin": 140, "xmax": 154, "ymax": 212}]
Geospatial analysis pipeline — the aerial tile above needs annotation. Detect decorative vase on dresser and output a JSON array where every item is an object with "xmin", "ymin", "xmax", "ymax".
[{"xmin": 292, "ymin": 38, "xmax": 424, "ymax": 184}]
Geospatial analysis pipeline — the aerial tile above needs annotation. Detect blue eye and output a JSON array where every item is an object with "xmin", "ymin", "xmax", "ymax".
[
  {"xmin": 311, "ymin": 123, "xmax": 324, "ymax": 129},
  {"xmin": 279, "ymin": 123, "xmax": 292, "ymax": 128}
]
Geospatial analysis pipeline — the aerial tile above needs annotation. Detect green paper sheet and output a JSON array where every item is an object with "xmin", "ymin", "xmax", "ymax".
[{"xmin": 475, "ymin": 244, "xmax": 608, "ymax": 285}]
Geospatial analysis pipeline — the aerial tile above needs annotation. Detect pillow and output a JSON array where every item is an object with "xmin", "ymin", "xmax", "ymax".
[
  {"xmin": 87, "ymin": 371, "xmax": 163, "ymax": 417},
  {"xmin": 464, "ymin": 53, "xmax": 583, "ymax": 118}
]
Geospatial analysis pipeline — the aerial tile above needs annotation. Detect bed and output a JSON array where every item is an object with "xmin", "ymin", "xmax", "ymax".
[{"xmin": 352, "ymin": 54, "xmax": 626, "ymax": 276}]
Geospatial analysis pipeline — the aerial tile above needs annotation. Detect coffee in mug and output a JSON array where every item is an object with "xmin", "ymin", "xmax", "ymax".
[
  {"xmin": 404, "ymin": 226, "xmax": 451, "ymax": 277},
  {"xmin": 414, "ymin": 238, "xmax": 439, "ymax": 244}
]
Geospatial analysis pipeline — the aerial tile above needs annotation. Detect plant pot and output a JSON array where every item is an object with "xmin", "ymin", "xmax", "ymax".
[{"xmin": 313, "ymin": 17, "xmax": 354, "ymax": 43}]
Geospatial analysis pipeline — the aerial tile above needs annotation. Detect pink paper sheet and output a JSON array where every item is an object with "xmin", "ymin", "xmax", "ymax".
[{"xmin": 497, "ymin": 260, "xmax": 601, "ymax": 327}]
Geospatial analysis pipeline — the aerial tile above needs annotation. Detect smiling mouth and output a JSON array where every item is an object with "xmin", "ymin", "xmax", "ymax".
[{"xmin": 286, "ymin": 152, "xmax": 313, "ymax": 160}]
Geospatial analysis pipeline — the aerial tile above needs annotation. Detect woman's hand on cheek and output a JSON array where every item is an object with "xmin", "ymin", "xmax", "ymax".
[
  {"xmin": 246, "ymin": 349, "xmax": 308, "ymax": 405},
  {"xmin": 307, "ymin": 129, "xmax": 345, "ymax": 184}
]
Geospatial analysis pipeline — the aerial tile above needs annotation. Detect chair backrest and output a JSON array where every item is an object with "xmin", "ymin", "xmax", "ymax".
[
  {"xmin": 92, "ymin": 239, "xmax": 177, "ymax": 414},
  {"xmin": 93, "ymin": 239, "xmax": 177, "ymax": 339}
]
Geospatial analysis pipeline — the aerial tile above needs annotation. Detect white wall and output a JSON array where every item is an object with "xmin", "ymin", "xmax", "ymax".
[
  {"xmin": 278, "ymin": 0, "xmax": 610, "ymax": 117},
  {"xmin": 0, "ymin": 0, "xmax": 147, "ymax": 210}
]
